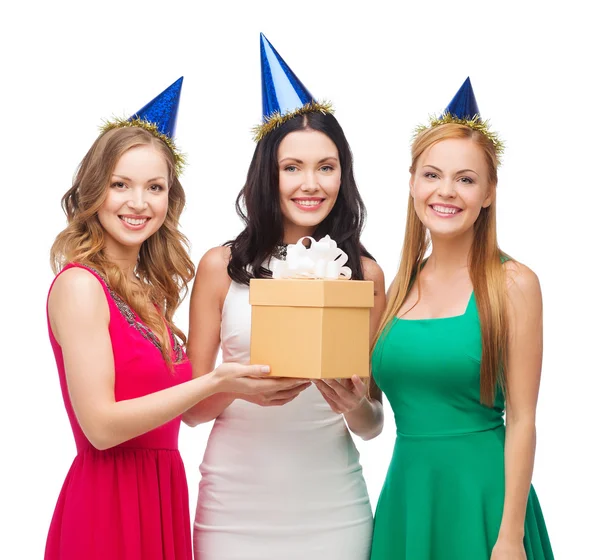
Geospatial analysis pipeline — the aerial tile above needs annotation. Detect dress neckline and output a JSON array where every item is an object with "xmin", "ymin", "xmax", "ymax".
[
  {"xmin": 394, "ymin": 290, "xmax": 475, "ymax": 322},
  {"xmin": 71, "ymin": 263, "xmax": 182, "ymax": 360}
]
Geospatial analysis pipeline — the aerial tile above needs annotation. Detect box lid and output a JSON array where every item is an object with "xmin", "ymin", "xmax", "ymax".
[{"xmin": 249, "ymin": 278, "xmax": 374, "ymax": 308}]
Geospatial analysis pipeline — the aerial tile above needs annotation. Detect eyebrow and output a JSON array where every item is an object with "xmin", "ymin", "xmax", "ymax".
[
  {"xmin": 422, "ymin": 165, "xmax": 479, "ymax": 176},
  {"xmin": 278, "ymin": 157, "xmax": 339, "ymax": 164},
  {"xmin": 112, "ymin": 174, "xmax": 167, "ymax": 182}
]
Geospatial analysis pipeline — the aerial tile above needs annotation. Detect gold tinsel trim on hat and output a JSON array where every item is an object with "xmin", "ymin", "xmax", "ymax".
[
  {"xmin": 99, "ymin": 117, "xmax": 186, "ymax": 176},
  {"xmin": 414, "ymin": 112, "xmax": 505, "ymax": 162},
  {"xmin": 252, "ymin": 101, "xmax": 334, "ymax": 142}
]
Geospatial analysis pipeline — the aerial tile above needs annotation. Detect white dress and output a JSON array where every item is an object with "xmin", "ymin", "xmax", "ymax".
[{"xmin": 193, "ymin": 276, "xmax": 373, "ymax": 560}]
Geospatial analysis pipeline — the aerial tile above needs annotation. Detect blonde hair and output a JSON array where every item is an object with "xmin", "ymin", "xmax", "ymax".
[
  {"xmin": 50, "ymin": 126, "xmax": 195, "ymax": 365},
  {"xmin": 374, "ymin": 123, "xmax": 508, "ymax": 405}
]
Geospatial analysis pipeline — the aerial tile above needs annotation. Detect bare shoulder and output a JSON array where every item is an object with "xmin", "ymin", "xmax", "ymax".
[
  {"xmin": 191, "ymin": 246, "xmax": 232, "ymax": 308},
  {"xmin": 50, "ymin": 267, "xmax": 105, "ymax": 308},
  {"xmin": 197, "ymin": 246, "xmax": 231, "ymax": 277},
  {"xmin": 503, "ymin": 260, "xmax": 541, "ymax": 306},
  {"xmin": 49, "ymin": 268, "xmax": 109, "ymax": 341},
  {"xmin": 360, "ymin": 257, "xmax": 385, "ymax": 284}
]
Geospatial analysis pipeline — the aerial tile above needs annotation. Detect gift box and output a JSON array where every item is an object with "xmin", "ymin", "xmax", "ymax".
[{"xmin": 249, "ymin": 236, "xmax": 374, "ymax": 379}]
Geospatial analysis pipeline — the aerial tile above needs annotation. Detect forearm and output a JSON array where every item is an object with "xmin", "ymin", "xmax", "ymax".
[
  {"xmin": 499, "ymin": 418, "xmax": 537, "ymax": 540},
  {"xmin": 83, "ymin": 374, "xmax": 219, "ymax": 450},
  {"xmin": 182, "ymin": 391, "xmax": 236, "ymax": 426},
  {"xmin": 344, "ymin": 398, "xmax": 384, "ymax": 440}
]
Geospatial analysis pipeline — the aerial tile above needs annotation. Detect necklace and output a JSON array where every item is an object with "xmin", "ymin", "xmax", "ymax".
[{"xmin": 272, "ymin": 243, "xmax": 288, "ymax": 260}]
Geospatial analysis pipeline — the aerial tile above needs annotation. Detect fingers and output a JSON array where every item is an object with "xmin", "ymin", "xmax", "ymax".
[
  {"xmin": 241, "ymin": 379, "xmax": 311, "ymax": 402},
  {"xmin": 312, "ymin": 383, "xmax": 343, "ymax": 414},
  {"xmin": 313, "ymin": 380, "xmax": 346, "ymax": 413},
  {"xmin": 318, "ymin": 379, "xmax": 355, "ymax": 399},
  {"xmin": 264, "ymin": 383, "xmax": 311, "ymax": 401},
  {"xmin": 245, "ymin": 364, "xmax": 270, "ymax": 375},
  {"xmin": 314, "ymin": 378, "xmax": 366, "ymax": 414},
  {"xmin": 219, "ymin": 363, "xmax": 271, "ymax": 377},
  {"xmin": 247, "ymin": 382, "xmax": 311, "ymax": 407},
  {"xmin": 259, "ymin": 378, "xmax": 310, "ymax": 391},
  {"xmin": 331, "ymin": 377, "xmax": 368, "ymax": 400},
  {"xmin": 351, "ymin": 375, "xmax": 367, "ymax": 394}
]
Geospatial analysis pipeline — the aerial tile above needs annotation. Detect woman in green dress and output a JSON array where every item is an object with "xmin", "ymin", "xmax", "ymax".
[{"xmin": 369, "ymin": 78, "xmax": 554, "ymax": 560}]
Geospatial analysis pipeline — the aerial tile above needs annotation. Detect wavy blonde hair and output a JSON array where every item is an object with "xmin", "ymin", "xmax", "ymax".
[
  {"xmin": 374, "ymin": 123, "xmax": 508, "ymax": 405},
  {"xmin": 50, "ymin": 127, "xmax": 195, "ymax": 365}
]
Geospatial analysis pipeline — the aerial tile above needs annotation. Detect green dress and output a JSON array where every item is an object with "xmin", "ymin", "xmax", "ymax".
[{"xmin": 370, "ymin": 291, "xmax": 554, "ymax": 559}]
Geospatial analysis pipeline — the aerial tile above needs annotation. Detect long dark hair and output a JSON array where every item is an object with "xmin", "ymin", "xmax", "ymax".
[{"xmin": 227, "ymin": 112, "xmax": 373, "ymax": 284}]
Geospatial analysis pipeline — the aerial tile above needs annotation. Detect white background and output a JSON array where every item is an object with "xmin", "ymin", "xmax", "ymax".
[{"xmin": 1, "ymin": 1, "xmax": 598, "ymax": 557}]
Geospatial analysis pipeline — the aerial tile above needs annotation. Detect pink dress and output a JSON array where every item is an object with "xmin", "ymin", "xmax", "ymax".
[{"xmin": 45, "ymin": 263, "xmax": 193, "ymax": 560}]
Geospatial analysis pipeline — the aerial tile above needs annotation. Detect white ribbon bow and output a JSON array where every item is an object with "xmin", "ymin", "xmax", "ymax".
[{"xmin": 272, "ymin": 235, "xmax": 352, "ymax": 280}]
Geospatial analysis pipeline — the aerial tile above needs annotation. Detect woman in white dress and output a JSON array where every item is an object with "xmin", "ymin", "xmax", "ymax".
[{"xmin": 184, "ymin": 35, "xmax": 386, "ymax": 560}]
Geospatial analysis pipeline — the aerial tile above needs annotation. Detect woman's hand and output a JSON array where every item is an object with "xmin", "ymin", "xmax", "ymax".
[
  {"xmin": 239, "ymin": 379, "xmax": 311, "ymax": 407},
  {"xmin": 490, "ymin": 538, "xmax": 527, "ymax": 560},
  {"xmin": 313, "ymin": 375, "xmax": 368, "ymax": 414},
  {"xmin": 212, "ymin": 364, "xmax": 310, "ymax": 405}
]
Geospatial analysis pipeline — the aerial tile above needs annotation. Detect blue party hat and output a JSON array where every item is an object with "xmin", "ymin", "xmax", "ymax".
[
  {"xmin": 415, "ymin": 77, "xmax": 504, "ymax": 159},
  {"xmin": 100, "ymin": 77, "xmax": 185, "ymax": 174},
  {"xmin": 130, "ymin": 76, "xmax": 183, "ymax": 138},
  {"xmin": 444, "ymin": 77, "xmax": 480, "ymax": 121},
  {"xmin": 253, "ymin": 34, "xmax": 333, "ymax": 141}
]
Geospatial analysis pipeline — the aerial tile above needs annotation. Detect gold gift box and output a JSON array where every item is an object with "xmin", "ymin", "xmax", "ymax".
[{"xmin": 249, "ymin": 278, "xmax": 374, "ymax": 379}]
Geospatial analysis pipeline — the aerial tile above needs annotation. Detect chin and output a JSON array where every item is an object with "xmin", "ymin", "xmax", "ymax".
[
  {"xmin": 110, "ymin": 231, "xmax": 158, "ymax": 248},
  {"xmin": 111, "ymin": 238, "xmax": 145, "ymax": 250},
  {"xmin": 428, "ymin": 224, "xmax": 472, "ymax": 239},
  {"xmin": 289, "ymin": 214, "xmax": 326, "ymax": 229}
]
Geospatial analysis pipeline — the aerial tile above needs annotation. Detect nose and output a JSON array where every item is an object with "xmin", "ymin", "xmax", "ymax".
[
  {"xmin": 300, "ymin": 171, "xmax": 319, "ymax": 192},
  {"xmin": 437, "ymin": 178, "xmax": 456, "ymax": 198},
  {"xmin": 126, "ymin": 186, "xmax": 149, "ymax": 212}
]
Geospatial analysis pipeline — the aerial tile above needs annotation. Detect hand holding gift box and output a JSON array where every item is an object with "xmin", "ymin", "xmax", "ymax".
[{"xmin": 250, "ymin": 236, "xmax": 374, "ymax": 379}]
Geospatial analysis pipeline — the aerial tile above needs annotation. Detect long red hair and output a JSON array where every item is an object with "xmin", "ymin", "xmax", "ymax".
[{"xmin": 373, "ymin": 123, "xmax": 508, "ymax": 405}]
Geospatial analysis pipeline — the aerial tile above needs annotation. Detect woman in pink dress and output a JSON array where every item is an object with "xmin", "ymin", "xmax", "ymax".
[{"xmin": 44, "ymin": 78, "xmax": 286, "ymax": 560}]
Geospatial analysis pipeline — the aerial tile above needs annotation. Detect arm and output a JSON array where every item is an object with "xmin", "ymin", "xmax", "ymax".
[
  {"xmin": 48, "ymin": 268, "xmax": 269, "ymax": 451},
  {"xmin": 314, "ymin": 257, "xmax": 386, "ymax": 440},
  {"xmin": 492, "ymin": 262, "xmax": 543, "ymax": 557},
  {"xmin": 182, "ymin": 247, "xmax": 238, "ymax": 426},
  {"xmin": 183, "ymin": 247, "xmax": 310, "ymax": 427}
]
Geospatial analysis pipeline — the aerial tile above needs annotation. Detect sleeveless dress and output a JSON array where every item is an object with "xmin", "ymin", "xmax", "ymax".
[
  {"xmin": 370, "ymin": 290, "xmax": 554, "ymax": 559},
  {"xmin": 45, "ymin": 264, "xmax": 193, "ymax": 560},
  {"xmin": 193, "ymin": 275, "xmax": 373, "ymax": 560}
]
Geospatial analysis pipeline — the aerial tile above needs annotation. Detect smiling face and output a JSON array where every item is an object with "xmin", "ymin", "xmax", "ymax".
[
  {"xmin": 97, "ymin": 143, "xmax": 170, "ymax": 259},
  {"xmin": 277, "ymin": 129, "xmax": 341, "ymax": 241},
  {"xmin": 410, "ymin": 137, "xmax": 493, "ymax": 240}
]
